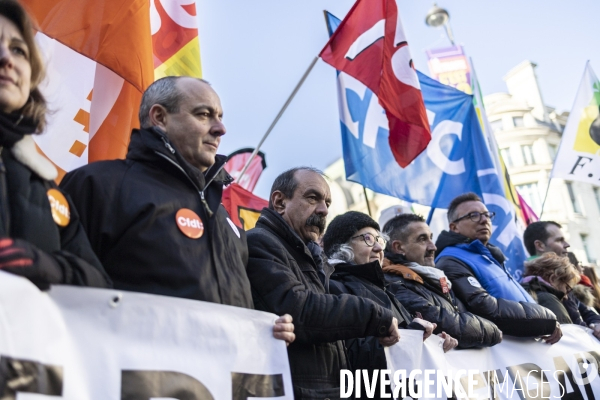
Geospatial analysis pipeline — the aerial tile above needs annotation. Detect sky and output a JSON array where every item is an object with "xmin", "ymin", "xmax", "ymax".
[{"xmin": 196, "ymin": 0, "xmax": 600, "ymax": 199}]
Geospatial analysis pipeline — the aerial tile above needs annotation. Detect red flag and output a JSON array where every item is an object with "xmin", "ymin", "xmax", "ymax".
[
  {"xmin": 222, "ymin": 184, "xmax": 268, "ymax": 231},
  {"xmin": 224, "ymin": 148, "xmax": 267, "ymax": 193},
  {"xmin": 320, "ymin": 0, "xmax": 430, "ymax": 167}
]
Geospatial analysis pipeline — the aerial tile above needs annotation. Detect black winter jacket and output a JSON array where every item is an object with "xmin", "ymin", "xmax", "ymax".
[
  {"xmin": 382, "ymin": 252, "xmax": 502, "ymax": 349},
  {"xmin": 246, "ymin": 209, "xmax": 394, "ymax": 400},
  {"xmin": 60, "ymin": 128, "xmax": 253, "ymax": 307},
  {"xmin": 435, "ymin": 231, "xmax": 557, "ymax": 337},
  {"xmin": 0, "ymin": 136, "xmax": 109, "ymax": 288},
  {"xmin": 329, "ymin": 261, "xmax": 422, "ymax": 400},
  {"xmin": 521, "ymin": 277, "xmax": 572, "ymax": 324}
]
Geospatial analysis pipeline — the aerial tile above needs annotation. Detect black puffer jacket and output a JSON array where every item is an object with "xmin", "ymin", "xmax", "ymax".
[
  {"xmin": 383, "ymin": 252, "xmax": 502, "ymax": 348},
  {"xmin": 246, "ymin": 209, "xmax": 394, "ymax": 400},
  {"xmin": 329, "ymin": 261, "xmax": 423, "ymax": 400},
  {"xmin": 521, "ymin": 276, "xmax": 572, "ymax": 324},
  {"xmin": 435, "ymin": 231, "xmax": 557, "ymax": 337},
  {"xmin": 0, "ymin": 136, "xmax": 110, "ymax": 288},
  {"xmin": 61, "ymin": 127, "xmax": 252, "ymax": 307}
]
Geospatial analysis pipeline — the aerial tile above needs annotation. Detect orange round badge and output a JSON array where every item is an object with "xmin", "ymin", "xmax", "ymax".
[
  {"xmin": 176, "ymin": 209, "xmax": 204, "ymax": 239},
  {"xmin": 47, "ymin": 188, "xmax": 70, "ymax": 227}
]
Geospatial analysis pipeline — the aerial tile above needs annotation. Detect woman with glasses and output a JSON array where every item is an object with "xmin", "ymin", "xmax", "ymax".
[
  {"xmin": 322, "ymin": 211, "xmax": 457, "ymax": 399},
  {"xmin": 521, "ymin": 253, "xmax": 581, "ymax": 325}
]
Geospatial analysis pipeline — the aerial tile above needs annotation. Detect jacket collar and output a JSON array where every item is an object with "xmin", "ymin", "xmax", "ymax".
[
  {"xmin": 381, "ymin": 259, "xmax": 424, "ymax": 284},
  {"xmin": 331, "ymin": 261, "xmax": 387, "ymax": 288},
  {"xmin": 521, "ymin": 276, "xmax": 566, "ymax": 298},
  {"xmin": 10, "ymin": 135, "xmax": 57, "ymax": 180},
  {"xmin": 435, "ymin": 230, "xmax": 506, "ymax": 265},
  {"xmin": 256, "ymin": 208, "xmax": 317, "ymax": 265}
]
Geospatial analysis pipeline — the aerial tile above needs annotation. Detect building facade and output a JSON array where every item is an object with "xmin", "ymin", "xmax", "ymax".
[{"xmin": 325, "ymin": 60, "xmax": 599, "ymax": 264}]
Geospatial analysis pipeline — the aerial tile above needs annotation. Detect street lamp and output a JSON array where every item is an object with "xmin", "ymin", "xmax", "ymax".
[{"xmin": 425, "ymin": 4, "xmax": 455, "ymax": 45}]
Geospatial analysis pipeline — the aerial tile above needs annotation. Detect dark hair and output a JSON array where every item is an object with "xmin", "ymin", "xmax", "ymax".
[
  {"xmin": 268, "ymin": 166, "xmax": 324, "ymax": 209},
  {"xmin": 447, "ymin": 192, "xmax": 482, "ymax": 223},
  {"xmin": 383, "ymin": 213, "xmax": 425, "ymax": 251},
  {"xmin": 138, "ymin": 76, "xmax": 210, "ymax": 128},
  {"xmin": 583, "ymin": 266, "xmax": 600, "ymax": 310},
  {"xmin": 1, "ymin": 0, "xmax": 47, "ymax": 132},
  {"xmin": 523, "ymin": 221, "xmax": 562, "ymax": 256}
]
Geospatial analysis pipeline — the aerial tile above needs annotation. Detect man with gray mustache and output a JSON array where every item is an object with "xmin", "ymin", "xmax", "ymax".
[{"xmin": 246, "ymin": 167, "xmax": 400, "ymax": 399}]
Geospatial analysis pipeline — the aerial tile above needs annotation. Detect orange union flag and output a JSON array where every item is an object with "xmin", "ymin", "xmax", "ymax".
[{"xmin": 22, "ymin": 0, "xmax": 202, "ymax": 180}]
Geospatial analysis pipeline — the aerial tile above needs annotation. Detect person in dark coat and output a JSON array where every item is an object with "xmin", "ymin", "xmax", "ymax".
[
  {"xmin": 381, "ymin": 213, "xmax": 502, "ymax": 349},
  {"xmin": 435, "ymin": 193, "xmax": 561, "ymax": 342},
  {"xmin": 322, "ymin": 211, "xmax": 452, "ymax": 400},
  {"xmin": 0, "ymin": 0, "xmax": 110, "ymax": 289},
  {"xmin": 246, "ymin": 168, "xmax": 401, "ymax": 400},
  {"xmin": 60, "ymin": 76, "xmax": 294, "ymax": 343},
  {"xmin": 523, "ymin": 221, "xmax": 600, "ymax": 337},
  {"xmin": 521, "ymin": 253, "xmax": 581, "ymax": 324}
]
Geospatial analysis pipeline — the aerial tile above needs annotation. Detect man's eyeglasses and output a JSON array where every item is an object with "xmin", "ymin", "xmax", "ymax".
[
  {"xmin": 452, "ymin": 211, "xmax": 496, "ymax": 224},
  {"xmin": 352, "ymin": 233, "xmax": 387, "ymax": 247}
]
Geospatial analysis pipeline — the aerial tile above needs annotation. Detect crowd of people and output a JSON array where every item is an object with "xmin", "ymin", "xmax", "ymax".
[{"xmin": 1, "ymin": 1, "xmax": 599, "ymax": 399}]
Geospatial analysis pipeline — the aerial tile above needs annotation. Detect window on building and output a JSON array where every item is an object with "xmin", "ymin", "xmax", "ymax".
[
  {"xmin": 581, "ymin": 234, "xmax": 595, "ymax": 263},
  {"xmin": 521, "ymin": 145, "xmax": 536, "ymax": 165},
  {"xmin": 516, "ymin": 183, "xmax": 542, "ymax": 215},
  {"xmin": 513, "ymin": 116, "xmax": 525, "ymax": 128},
  {"xmin": 595, "ymin": 188, "xmax": 600, "ymax": 212},
  {"xmin": 548, "ymin": 144, "xmax": 558, "ymax": 160},
  {"xmin": 500, "ymin": 148, "xmax": 513, "ymax": 167},
  {"xmin": 490, "ymin": 119, "xmax": 503, "ymax": 133},
  {"xmin": 566, "ymin": 182, "xmax": 582, "ymax": 214}
]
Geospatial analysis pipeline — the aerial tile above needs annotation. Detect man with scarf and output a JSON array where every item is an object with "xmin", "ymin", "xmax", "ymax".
[
  {"xmin": 434, "ymin": 193, "xmax": 561, "ymax": 342},
  {"xmin": 382, "ymin": 213, "xmax": 502, "ymax": 348},
  {"xmin": 245, "ymin": 167, "xmax": 400, "ymax": 399}
]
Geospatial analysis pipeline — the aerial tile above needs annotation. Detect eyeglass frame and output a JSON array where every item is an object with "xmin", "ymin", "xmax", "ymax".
[
  {"xmin": 452, "ymin": 211, "xmax": 496, "ymax": 224},
  {"xmin": 351, "ymin": 233, "xmax": 387, "ymax": 247},
  {"xmin": 565, "ymin": 283, "xmax": 573, "ymax": 294}
]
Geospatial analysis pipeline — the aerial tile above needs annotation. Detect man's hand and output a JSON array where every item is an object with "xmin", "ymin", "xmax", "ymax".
[
  {"xmin": 437, "ymin": 332, "xmax": 458, "ymax": 352},
  {"xmin": 413, "ymin": 317, "xmax": 436, "ymax": 341},
  {"xmin": 0, "ymin": 238, "xmax": 34, "ymax": 269},
  {"xmin": 273, "ymin": 314, "xmax": 295, "ymax": 346},
  {"xmin": 590, "ymin": 324, "xmax": 600, "ymax": 340},
  {"xmin": 541, "ymin": 322, "xmax": 562, "ymax": 344},
  {"xmin": 378, "ymin": 317, "xmax": 400, "ymax": 347}
]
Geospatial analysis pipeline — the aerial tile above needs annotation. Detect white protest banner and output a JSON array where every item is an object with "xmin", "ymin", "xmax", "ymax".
[
  {"xmin": 0, "ymin": 271, "xmax": 293, "ymax": 399},
  {"xmin": 551, "ymin": 62, "xmax": 600, "ymax": 186},
  {"xmin": 386, "ymin": 325, "xmax": 600, "ymax": 399}
]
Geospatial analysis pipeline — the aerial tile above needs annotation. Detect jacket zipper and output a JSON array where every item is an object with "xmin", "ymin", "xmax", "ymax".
[
  {"xmin": 155, "ymin": 138, "xmax": 225, "ymax": 219},
  {"xmin": 0, "ymin": 148, "xmax": 9, "ymax": 235}
]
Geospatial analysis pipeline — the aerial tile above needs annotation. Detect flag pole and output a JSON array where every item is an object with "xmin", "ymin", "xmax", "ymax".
[
  {"xmin": 236, "ymin": 56, "xmax": 320, "ymax": 183},
  {"xmin": 538, "ymin": 178, "xmax": 552, "ymax": 219},
  {"xmin": 363, "ymin": 186, "xmax": 372, "ymax": 217}
]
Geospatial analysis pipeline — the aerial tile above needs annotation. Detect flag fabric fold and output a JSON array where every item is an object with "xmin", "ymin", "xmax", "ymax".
[{"xmin": 320, "ymin": 0, "xmax": 430, "ymax": 167}]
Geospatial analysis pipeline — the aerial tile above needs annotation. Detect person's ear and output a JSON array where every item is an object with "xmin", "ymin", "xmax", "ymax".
[
  {"xmin": 392, "ymin": 240, "xmax": 404, "ymax": 255},
  {"xmin": 148, "ymin": 104, "xmax": 169, "ymax": 130},
  {"xmin": 271, "ymin": 191, "xmax": 286, "ymax": 215},
  {"xmin": 534, "ymin": 239, "xmax": 546, "ymax": 254},
  {"xmin": 449, "ymin": 222, "xmax": 459, "ymax": 233}
]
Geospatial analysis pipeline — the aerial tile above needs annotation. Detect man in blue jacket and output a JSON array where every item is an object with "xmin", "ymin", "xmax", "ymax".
[{"xmin": 435, "ymin": 193, "xmax": 562, "ymax": 342}]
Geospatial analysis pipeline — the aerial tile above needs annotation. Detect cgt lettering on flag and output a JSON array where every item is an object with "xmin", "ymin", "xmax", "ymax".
[{"xmin": 320, "ymin": 0, "xmax": 430, "ymax": 167}]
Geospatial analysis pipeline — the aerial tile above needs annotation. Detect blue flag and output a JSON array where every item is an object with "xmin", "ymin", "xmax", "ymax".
[{"xmin": 325, "ymin": 11, "xmax": 528, "ymax": 277}]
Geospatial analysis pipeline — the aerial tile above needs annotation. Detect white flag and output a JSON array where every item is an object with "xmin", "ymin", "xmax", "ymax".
[{"xmin": 551, "ymin": 62, "xmax": 600, "ymax": 186}]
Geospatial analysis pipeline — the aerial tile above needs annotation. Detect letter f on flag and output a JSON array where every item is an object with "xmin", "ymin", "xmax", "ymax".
[{"xmin": 320, "ymin": 0, "xmax": 431, "ymax": 167}]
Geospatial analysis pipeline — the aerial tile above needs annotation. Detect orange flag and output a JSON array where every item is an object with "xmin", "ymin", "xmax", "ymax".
[{"xmin": 22, "ymin": 0, "xmax": 202, "ymax": 180}]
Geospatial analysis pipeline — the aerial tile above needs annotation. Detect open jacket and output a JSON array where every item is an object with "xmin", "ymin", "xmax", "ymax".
[
  {"xmin": 1, "ymin": 135, "xmax": 110, "ymax": 288},
  {"xmin": 521, "ymin": 276, "xmax": 573, "ymax": 324},
  {"xmin": 246, "ymin": 208, "xmax": 394, "ymax": 400},
  {"xmin": 61, "ymin": 127, "xmax": 252, "ymax": 307},
  {"xmin": 435, "ymin": 230, "xmax": 557, "ymax": 337},
  {"xmin": 383, "ymin": 252, "xmax": 502, "ymax": 349}
]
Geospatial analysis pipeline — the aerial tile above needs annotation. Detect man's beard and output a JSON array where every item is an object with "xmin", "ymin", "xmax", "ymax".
[{"xmin": 306, "ymin": 213, "xmax": 326, "ymax": 236}]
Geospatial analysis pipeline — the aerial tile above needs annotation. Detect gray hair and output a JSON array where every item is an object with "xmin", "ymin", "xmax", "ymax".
[
  {"xmin": 326, "ymin": 232, "xmax": 389, "ymax": 265},
  {"xmin": 138, "ymin": 76, "xmax": 211, "ymax": 128},
  {"xmin": 268, "ymin": 166, "xmax": 325, "ymax": 209}
]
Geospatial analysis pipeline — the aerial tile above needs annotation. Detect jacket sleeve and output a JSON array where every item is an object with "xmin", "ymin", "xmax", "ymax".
[
  {"xmin": 536, "ymin": 293, "xmax": 573, "ymax": 325},
  {"xmin": 438, "ymin": 256, "xmax": 557, "ymax": 337},
  {"xmin": 575, "ymin": 297, "xmax": 600, "ymax": 326},
  {"xmin": 387, "ymin": 280, "xmax": 501, "ymax": 348},
  {"xmin": 246, "ymin": 230, "xmax": 393, "ymax": 344}
]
